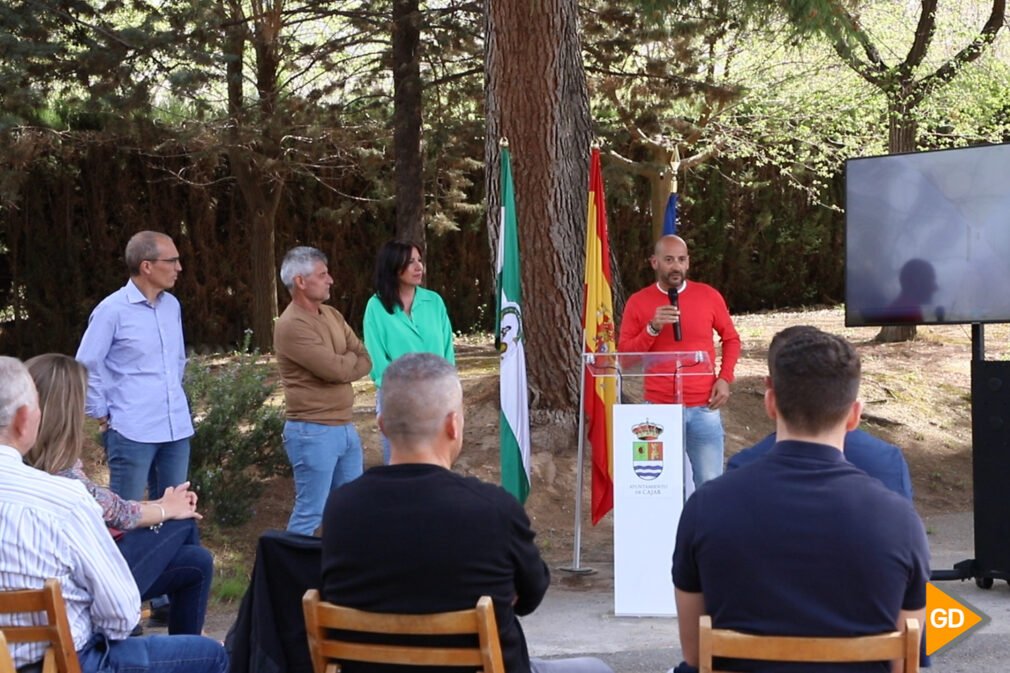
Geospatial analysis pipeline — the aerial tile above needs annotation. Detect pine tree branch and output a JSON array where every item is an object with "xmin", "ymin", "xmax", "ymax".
[
  {"xmin": 583, "ymin": 66, "xmax": 739, "ymax": 99},
  {"xmin": 680, "ymin": 144, "xmax": 720, "ymax": 171},
  {"xmin": 902, "ymin": 0, "xmax": 938, "ymax": 73},
  {"xmin": 605, "ymin": 149, "xmax": 660, "ymax": 180},
  {"xmin": 826, "ymin": 2, "xmax": 889, "ymax": 87},
  {"xmin": 427, "ymin": 66, "xmax": 483, "ymax": 88},
  {"xmin": 919, "ymin": 0, "xmax": 1006, "ymax": 97}
]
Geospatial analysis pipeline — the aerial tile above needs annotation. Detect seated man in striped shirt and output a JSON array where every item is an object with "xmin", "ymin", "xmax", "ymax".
[{"xmin": 0, "ymin": 356, "xmax": 227, "ymax": 673}]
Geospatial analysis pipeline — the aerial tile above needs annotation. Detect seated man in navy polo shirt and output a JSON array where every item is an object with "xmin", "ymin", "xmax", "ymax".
[
  {"xmin": 729, "ymin": 429, "xmax": 913, "ymax": 500},
  {"xmin": 672, "ymin": 326, "xmax": 929, "ymax": 672}
]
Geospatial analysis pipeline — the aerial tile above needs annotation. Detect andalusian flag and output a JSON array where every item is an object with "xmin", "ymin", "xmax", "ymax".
[
  {"xmin": 584, "ymin": 147, "xmax": 618, "ymax": 524},
  {"xmin": 495, "ymin": 140, "xmax": 531, "ymax": 503}
]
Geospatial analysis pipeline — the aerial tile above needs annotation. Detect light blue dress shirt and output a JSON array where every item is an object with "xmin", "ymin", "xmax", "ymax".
[{"xmin": 76, "ymin": 279, "xmax": 194, "ymax": 443}]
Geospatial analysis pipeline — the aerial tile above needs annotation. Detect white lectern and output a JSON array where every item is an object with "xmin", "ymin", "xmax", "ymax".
[{"xmin": 570, "ymin": 351, "xmax": 713, "ymax": 617}]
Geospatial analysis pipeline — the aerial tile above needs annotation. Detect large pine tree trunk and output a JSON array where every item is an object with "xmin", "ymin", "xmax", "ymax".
[
  {"xmin": 229, "ymin": 2, "xmax": 283, "ymax": 352},
  {"xmin": 392, "ymin": 0, "xmax": 425, "ymax": 245},
  {"xmin": 229, "ymin": 148, "xmax": 281, "ymax": 352},
  {"xmin": 485, "ymin": 0, "xmax": 591, "ymax": 412},
  {"xmin": 222, "ymin": 0, "xmax": 244, "ymax": 119},
  {"xmin": 887, "ymin": 93, "xmax": 917, "ymax": 155},
  {"xmin": 876, "ymin": 91, "xmax": 919, "ymax": 344}
]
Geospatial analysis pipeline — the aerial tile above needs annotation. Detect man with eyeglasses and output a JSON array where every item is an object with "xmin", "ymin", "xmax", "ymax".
[{"xmin": 76, "ymin": 231, "xmax": 194, "ymax": 506}]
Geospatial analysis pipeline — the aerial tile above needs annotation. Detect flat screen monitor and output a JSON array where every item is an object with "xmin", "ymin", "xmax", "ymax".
[{"xmin": 845, "ymin": 143, "xmax": 1010, "ymax": 327}]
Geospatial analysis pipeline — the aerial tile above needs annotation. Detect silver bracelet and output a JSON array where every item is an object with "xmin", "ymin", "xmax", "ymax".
[
  {"xmin": 150, "ymin": 504, "xmax": 166, "ymax": 533},
  {"xmin": 646, "ymin": 323, "xmax": 661, "ymax": 337}
]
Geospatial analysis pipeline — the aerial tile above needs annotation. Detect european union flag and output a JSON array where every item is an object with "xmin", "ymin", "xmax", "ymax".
[{"xmin": 662, "ymin": 192, "xmax": 677, "ymax": 236}]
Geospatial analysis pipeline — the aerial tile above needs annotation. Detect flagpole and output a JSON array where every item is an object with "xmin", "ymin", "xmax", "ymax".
[
  {"xmin": 562, "ymin": 142, "xmax": 612, "ymax": 575},
  {"xmin": 572, "ymin": 351, "xmax": 588, "ymax": 567},
  {"xmin": 560, "ymin": 349, "xmax": 594, "ymax": 575}
]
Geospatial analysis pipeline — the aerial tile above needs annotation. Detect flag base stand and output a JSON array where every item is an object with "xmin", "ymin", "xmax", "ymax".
[{"xmin": 558, "ymin": 565, "xmax": 596, "ymax": 575}]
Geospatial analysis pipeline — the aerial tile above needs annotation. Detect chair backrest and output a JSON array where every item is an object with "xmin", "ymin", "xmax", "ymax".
[
  {"xmin": 698, "ymin": 615, "xmax": 920, "ymax": 673},
  {"xmin": 302, "ymin": 590, "xmax": 506, "ymax": 673},
  {"xmin": 0, "ymin": 579, "xmax": 81, "ymax": 673},
  {"xmin": 0, "ymin": 631, "xmax": 16, "ymax": 673}
]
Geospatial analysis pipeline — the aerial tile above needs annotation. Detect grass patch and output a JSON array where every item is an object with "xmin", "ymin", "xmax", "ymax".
[
  {"xmin": 458, "ymin": 356, "xmax": 499, "ymax": 378},
  {"xmin": 212, "ymin": 568, "xmax": 250, "ymax": 604}
]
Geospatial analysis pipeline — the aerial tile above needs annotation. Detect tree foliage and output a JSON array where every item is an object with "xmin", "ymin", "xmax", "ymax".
[
  {"xmin": 1, "ymin": 0, "xmax": 1008, "ymax": 410},
  {"xmin": 0, "ymin": 0, "xmax": 219, "ymax": 127},
  {"xmin": 588, "ymin": 0, "xmax": 1007, "ymax": 342}
]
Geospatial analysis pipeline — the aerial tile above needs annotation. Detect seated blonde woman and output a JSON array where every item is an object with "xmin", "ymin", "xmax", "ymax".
[{"xmin": 25, "ymin": 353, "xmax": 213, "ymax": 636}]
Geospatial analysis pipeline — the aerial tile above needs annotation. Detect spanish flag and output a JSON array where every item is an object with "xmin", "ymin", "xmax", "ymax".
[{"xmin": 584, "ymin": 147, "xmax": 617, "ymax": 524}]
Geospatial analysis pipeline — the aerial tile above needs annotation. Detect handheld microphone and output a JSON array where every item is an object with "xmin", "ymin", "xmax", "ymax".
[{"xmin": 667, "ymin": 287, "xmax": 682, "ymax": 341}]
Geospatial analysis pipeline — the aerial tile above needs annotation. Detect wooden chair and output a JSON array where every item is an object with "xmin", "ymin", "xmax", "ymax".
[
  {"xmin": 0, "ymin": 579, "xmax": 81, "ymax": 673},
  {"xmin": 302, "ymin": 590, "xmax": 505, "ymax": 673},
  {"xmin": 0, "ymin": 631, "xmax": 16, "ymax": 673},
  {"xmin": 699, "ymin": 615, "xmax": 920, "ymax": 673}
]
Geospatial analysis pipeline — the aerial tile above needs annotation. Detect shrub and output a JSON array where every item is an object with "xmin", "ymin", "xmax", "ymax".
[{"xmin": 185, "ymin": 335, "xmax": 287, "ymax": 526}]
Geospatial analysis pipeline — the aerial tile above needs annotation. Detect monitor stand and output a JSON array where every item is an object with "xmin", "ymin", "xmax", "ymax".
[{"xmin": 931, "ymin": 323, "xmax": 1010, "ymax": 589}]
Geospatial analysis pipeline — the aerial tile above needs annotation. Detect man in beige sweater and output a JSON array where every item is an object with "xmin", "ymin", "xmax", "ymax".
[{"xmin": 274, "ymin": 246, "xmax": 371, "ymax": 535}]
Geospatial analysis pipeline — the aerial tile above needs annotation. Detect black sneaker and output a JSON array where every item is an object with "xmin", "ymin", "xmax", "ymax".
[{"xmin": 147, "ymin": 603, "xmax": 170, "ymax": 628}]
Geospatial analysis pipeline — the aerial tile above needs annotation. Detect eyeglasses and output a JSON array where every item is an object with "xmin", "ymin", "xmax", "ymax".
[{"xmin": 146, "ymin": 257, "xmax": 181, "ymax": 265}]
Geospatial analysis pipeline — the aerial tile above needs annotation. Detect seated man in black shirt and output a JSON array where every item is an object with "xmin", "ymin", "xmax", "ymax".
[
  {"xmin": 672, "ymin": 326, "xmax": 929, "ymax": 672},
  {"xmin": 321, "ymin": 353, "xmax": 612, "ymax": 673}
]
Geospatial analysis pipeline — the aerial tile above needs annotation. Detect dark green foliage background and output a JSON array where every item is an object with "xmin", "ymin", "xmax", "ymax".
[
  {"xmin": 0, "ymin": 123, "xmax": 842, "ymax": 357},
  {"xmin": 0, "ymin": 122, "xmax": 493, "ymax": 355}
]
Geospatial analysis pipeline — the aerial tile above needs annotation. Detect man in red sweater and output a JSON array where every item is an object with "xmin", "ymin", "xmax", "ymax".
[{"xmin": 618, "ymin": 235, "xmax": 741, "ymax": 487}]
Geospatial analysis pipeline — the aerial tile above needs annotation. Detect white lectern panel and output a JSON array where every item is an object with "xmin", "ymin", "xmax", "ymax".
[{"xmin": 612, "ymin": 403, "xmax": 684, "ymax": 616}]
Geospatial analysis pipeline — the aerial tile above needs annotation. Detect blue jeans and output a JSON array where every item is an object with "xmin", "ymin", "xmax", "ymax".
[
  {"xmin": 78, "ymin": 632, "xmax": 227, "ymax": 673},
  {"xmin": 375, "ymin": 388, "xmax": 392, "ymax": 465},
  {"xmin": 283, "ymin": 420, "xmax": 363, "ymax": 535},
  {"xmin": 683, "ymin": 406, "xmax": 724, "ymax": 488},
  {"xmin": 104, "ymin": 430, "xmax": 191, "ymax": 501},
  {"xmin": 116, "ymin": 520, "xmax": 212, "ymax": 635}
]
